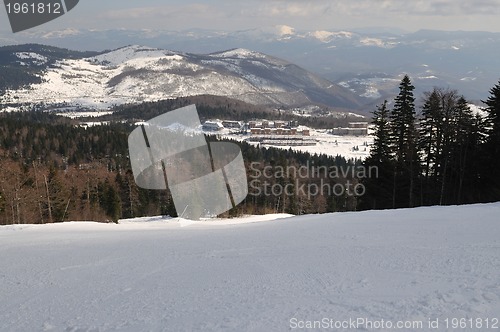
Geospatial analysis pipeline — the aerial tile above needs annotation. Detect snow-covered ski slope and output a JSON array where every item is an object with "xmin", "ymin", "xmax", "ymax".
[{"xmin": 1, "ymin": 204, "xmax": 499, "ymax": 331}]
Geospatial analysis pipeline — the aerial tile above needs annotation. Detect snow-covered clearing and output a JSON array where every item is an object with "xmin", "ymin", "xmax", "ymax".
[
  {"xmin": 220, "ymin": 128, "xmax": 373, "ymax": 159},
  {"xmin": 1, "ymin": 204, "xmax": 499, "ymax": 331}
]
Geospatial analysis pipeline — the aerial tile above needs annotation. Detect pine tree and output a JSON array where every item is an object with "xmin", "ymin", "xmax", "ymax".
[
  {"xmin": 98, "ymin": 179, "xmax": 121, "ymax": 222},
  {"xmin": 370, "ymin": 101, "xmax": 392, "ymax": 163},
  {"xmin": 360, "ymin": 101, "xmax": 394, "ymax": 209},
  {"xmin": 418, "ymin": 89, "xmax": 489, "ymax": 205},
  {"xmin": 484, "ymin": 80, "xmax": 500, "ymax": 148},
  {"xmin": 391, "ymin": 76, "xmax": 417, "ymax": 161},
  {"xmin": 453, "ymin": 98, "xmax": 471, "ymax": 199},
  {"xmin": 389, "ymin": 75, "xmax": 420, "ymax": 208},
  {"xmin": 482, "ymin": 80, "xmax": 500, "ymax": 200},
  {"xmin": 45, "ymin": 166, "xmax": 67, "ymax": 222},
  {"xmin": 419, "ymin": 89, "xmax": 442, "ymax": 201}
]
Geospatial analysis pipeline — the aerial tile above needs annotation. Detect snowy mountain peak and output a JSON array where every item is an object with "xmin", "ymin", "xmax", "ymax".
[
  {"xmin": 276, "ymin": 25, "xmax": 296, "ymax": 36},
  {"xmin": 309, "ymin": 30, "xmax": 355, "ymax": 42},
  {"xmin": 211, "ymin": 48, "xmax": 267, "ymax": 59},
  {"xmin": 90, "ymin": 45, "xmax": 182, "ymax": 67}
]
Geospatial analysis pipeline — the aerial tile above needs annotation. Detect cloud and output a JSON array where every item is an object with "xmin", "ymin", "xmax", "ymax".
[
  {"xmin": 18, "ymin": 0, "xmax": 500, "ymax": 33},
  {"xmin": 227, "ymin": 0, "xmax": 500, "ymax": 32},
  {"xmin": 245, "ymin": 0, "xmax": 500, "ymax": 18},
  {"xmin": 97, "ymin": 4, "xmax": 223, "ymax": 21},
  {"xmin": 379, "ymin": 0, "xmax": 500, "ymax": 16}
]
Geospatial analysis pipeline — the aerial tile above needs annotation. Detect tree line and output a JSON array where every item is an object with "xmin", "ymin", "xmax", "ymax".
[
  {"xmin": 360, "ymin": 76, "xmax": 500, "ymax": 209},
  {"xmin": 99, "ymin": 95, "xmax": 362, "ymax": 129}
]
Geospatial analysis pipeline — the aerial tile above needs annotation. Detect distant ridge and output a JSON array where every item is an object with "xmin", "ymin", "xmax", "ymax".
[{"xmin": 0, "ymin": 44, "xmax": 364, "ymax": 111}]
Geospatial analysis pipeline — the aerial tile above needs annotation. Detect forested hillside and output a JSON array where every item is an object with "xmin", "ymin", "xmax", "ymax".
[
  {"xmin": 1, "ymin": 78, "xmax": 499, "ymax": 225},
  {"xmin": 0, "ymin": 100, "xmax": 360, "ymax": 225},
  {"xmin": 0, "ymin": 44, "xmax": 100, "ymax": 92},
  {"xmin": 102, "ymin": 95, "xmax": 361, "ymax": 129}
]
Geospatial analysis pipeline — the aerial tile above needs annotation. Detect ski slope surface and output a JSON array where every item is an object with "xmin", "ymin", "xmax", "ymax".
[{"xmin": 1, "ymin": 204, "xmax": 499, "ymax": 331}]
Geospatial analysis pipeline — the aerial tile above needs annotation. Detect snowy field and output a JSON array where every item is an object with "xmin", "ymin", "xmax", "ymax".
[
  {"xmin": 276, "ymin": 129, "xmax": 372, "ymax": 160},
  {"xmin": 220, "ymin": 129, "xmax": 373, "ymax": 160},
  {"xmin": 1, "ymin": 204, "xmax": 499, "ymax": 331}
]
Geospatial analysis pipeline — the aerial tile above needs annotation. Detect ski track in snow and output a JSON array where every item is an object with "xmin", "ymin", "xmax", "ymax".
[{"xmin": 0, "ymin": 204, "xmax": 499, "ymax": 331}]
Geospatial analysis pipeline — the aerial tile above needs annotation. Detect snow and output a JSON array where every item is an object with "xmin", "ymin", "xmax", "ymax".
[
  {"xmin": 276, "ymin": 25, "xmax": 295, "ymax": 36},
  {"xmin": 120, "ymin": 214, "xmax": 294, "ymax": 228},
  {"xmin": 200, "ymin": 58, "xmax": 280, "ymax": 91},
  {"xmin": 212, "ymin": 48, "xmax": 266, "ymax": 59},
  {"xmin": 262, "ymin": 129, "xmax": 372, "ymax": 160},
  {"xmin": 216, "ymin": 127, "xmax": 373, "ymax": 160},
  {"xmin": 42, "ymin": 28, "xmax": 81, "ymax": 39},
  {"xmin": 360, "ymin": 37, "xmax": 386, "ymax": 47},
  {"xmin": 0, "ymin": 106, "xmax": 20, "ymax": 113},
  {"xmin": 469, "ymin": 104, "xmax": 488, "ymax": 117},
  {"xmin": 1, "ymin": 203, "xmax": 499, "ymax": 331},
  {"xmin": 56, "ymin": 110, "xmax": 114, "ymax": 119},
  {"xmin": 204, "ymin": 114, "xmax": 372, "ymax": 160},
  {"xmin": 90, "ymin": 45, "xmax": 179, "ymax": 67},
  {"xmin": 338, "ymin": 76, "xmax": 400, "ymax": 100},
  {"xmin": 358, "ymin": 37, "xmax": 398, "ymax": 48},
  {"xmin": 310, "ymin": 30, "xmax": 333, "ymax": 42},
  {"xmin": 0, "ymin": 46, "xmax": 296, "ymax": 110},
  {"xmin": 360, "ymin": 86, "xmax": 382, "ymax": 99},
  {"xmin": 15, "ymin": 52, "xmax": 48, "ymax": 65},
  {"xmin": 309, "ymin": 30, "xmax": 354, "ymax": 43}
]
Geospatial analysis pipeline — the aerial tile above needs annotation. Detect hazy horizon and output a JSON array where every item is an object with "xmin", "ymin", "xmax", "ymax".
[{"xmin": 2, "ymin": 0, "xmax": 500, "ymax": 35}]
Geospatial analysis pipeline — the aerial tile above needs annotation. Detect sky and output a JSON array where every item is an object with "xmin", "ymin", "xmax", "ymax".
[{"xmin": 2, "ymin": 0, "xmax": 500, "ymax": 33}]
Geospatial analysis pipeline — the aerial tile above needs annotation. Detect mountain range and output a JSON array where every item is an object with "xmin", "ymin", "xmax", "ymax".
[
  {"xmin": 2, "ymin": 26, "xmax": 500, "ymax": 103},
  {"xmin": 0, "ymin": 44, "xmax": 364, "ymax": 112}
]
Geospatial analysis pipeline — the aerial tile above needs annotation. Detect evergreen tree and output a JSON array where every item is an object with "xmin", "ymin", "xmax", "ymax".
[
  {"xmin": 451, "ymin": 97, "xmax": 475, "ymax": 204},
  {"xmin": 360, "ymin": 101, "xmax": 394, "ymax": 209},
  {"xmin": 418, "ymin": 90, "xmax": 488, "ymax": 206},
  {"xmin": 389, "ymin": 75, "xmax": 420, "ymax": 208},
  {"xmin": 484, "ymin": 80, "xmax": 500, "ymax": 147},
  {"xmin": 419, "ymin": 89, "xmax": 442, "ymax": 204},
  {"xmin": 45, "ymin": 166, "xmax": 67, "ymax": 222},
  {"xmin": 419, "ymin": 89, "xmax": 461, "ymax": 205},
  {"xmin": 390, "ymin": 76, "xmax": 417, "ymax": 161},
  {"xmin": 369, "ymin": 101, "xmax": 392, "ymax": 162},
  {"xmin": 98, "ymin": 179, "xmax": 121, "ymax": 222},
  {"xmin": 434, "ymin": 90, "xmax": 460, "ymax": 205},
  {"xmin": 482, "ymin": 80, "xmax": 500, "ymax": 200}
]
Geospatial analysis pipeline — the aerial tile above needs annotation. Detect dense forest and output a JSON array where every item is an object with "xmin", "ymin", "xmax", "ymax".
[
  {"xmin": 360, "ymin": 76, "xmax": 500, "ymax": 209},
  {"xmin": 92, "ymin": 94, "xmax": 361, "ymax": 129},
  {"xmin": 0, "ymin": 99, "xmax": 360, "ymax": 225},
  {"xmin": 1, "ymin": 77, "xmax": 499, "ymax": 225}
]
